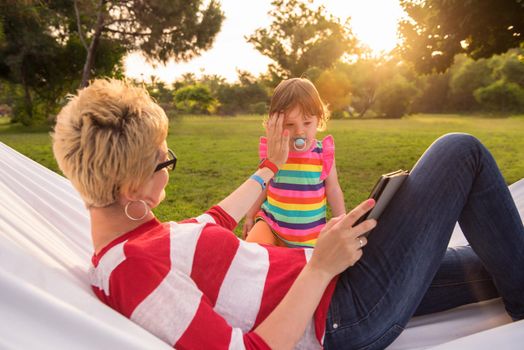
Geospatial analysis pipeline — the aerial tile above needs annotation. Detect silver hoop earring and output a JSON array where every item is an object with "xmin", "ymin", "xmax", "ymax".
[{"xmin": 124, "ymin": 200, "xmax": 149, "ymax": 221}]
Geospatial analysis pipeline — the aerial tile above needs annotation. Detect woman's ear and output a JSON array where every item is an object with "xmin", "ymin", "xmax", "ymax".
[{"xmin": 119, "ymin": 185, "xmax": 142, "ymax": 204}]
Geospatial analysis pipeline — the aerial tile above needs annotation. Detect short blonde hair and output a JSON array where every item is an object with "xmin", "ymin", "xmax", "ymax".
[
  {"xmin": 266, "ymin": 78, "xmax": 329, "ymax": 131},
  {"xmin": 52, "ymin": 79, "xmax": 169, "ymax": 208}
]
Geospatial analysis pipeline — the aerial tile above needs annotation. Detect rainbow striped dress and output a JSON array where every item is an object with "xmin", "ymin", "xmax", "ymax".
[{"xmin": 256, "ymin": 135, "xmax": 335, "ymax": 248}]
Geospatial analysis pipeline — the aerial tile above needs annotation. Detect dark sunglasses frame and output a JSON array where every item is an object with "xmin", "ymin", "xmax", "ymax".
[{"xmin": 155, "ymin": 149, "xmax": 177, "ymax": 172}]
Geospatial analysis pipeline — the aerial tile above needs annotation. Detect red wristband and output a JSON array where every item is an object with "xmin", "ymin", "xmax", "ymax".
[{"xmin": 258, "ymin": 158, "xmax": 279, "ymax": 174}]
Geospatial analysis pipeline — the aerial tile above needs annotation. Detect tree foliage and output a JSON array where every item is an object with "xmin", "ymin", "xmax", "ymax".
[
  {"xmin": 247, "ymin": 0, "xmax": 357, "ymax": 81},
  {"xmin": 0, "ymin": 1, "xmax": 124, "ymax": 124},
  {"xmin": 448, "ymin": 55, "xmax": 494, "ymax": 110},
  {"xmin": 307, "ymin": 59, "xmax": 420, "ymax": 119},
  {"xmin": 399, "ymin": 0, "xmax": 524, "ymax": 73},
  {"xmin": 344, "ymin": 60, "xmax": 385, "ymax": 118},
  {"xmin": 173, "ymin": 84, "xmax": 217, "ymax": 114},
  {"xmin": 153, "ymin": 71, "xmax": 270, "ymax": 116},
  {"xmin": 375, "ymin": 73, "xmax": 418, "ymax": 118},
  {"xmin": 73, "ymin": 0, "xmax": 224, "ymax": 86},
  {"xmin": 0, "ymin": 0, "xmax": 224, "ymax": 123},
  {"xmin": 473, "ymin": 48, "xmax": 524, "ymax": 113},
  {"xmin": 147, "ymin": 80, "xmax": 175, "ymax": 110},
  {"xmin": 314, "ymin": 63, "xmax": 352, "ymax": 117},
  {"xmin": 411, "ymin": 48, "xmax": 524, "ymax": 113},
  {"xmin": 474, "ymin": 80, "xmax": 524, "ymax": 112},
  {"xmin": 175, "ymin": 72, "xmax": 270, "ymax": 116},
  {"xmin": 211, "ymin": 71, "xmax": 269, "ymax": 115},
  {"xmin": 411, "ymin": 72, "xmax": 450, "ymax": 113},
  {"xmin": 0, "ymin": 20, "xmax": 4, "ymax": 47}
]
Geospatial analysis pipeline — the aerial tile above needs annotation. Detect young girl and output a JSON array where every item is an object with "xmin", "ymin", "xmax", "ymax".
[{"xmin": 243, "ymin": 78, "xmax": 346, "ymax": 247}]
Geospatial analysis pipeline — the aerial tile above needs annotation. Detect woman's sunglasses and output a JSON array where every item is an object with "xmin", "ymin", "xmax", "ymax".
[{"xmin": 155, "ymin": 149, "xmax": 177, "ymax": 172}]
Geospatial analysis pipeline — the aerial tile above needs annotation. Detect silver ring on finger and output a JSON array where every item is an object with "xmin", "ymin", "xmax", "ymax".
[{"xmin": 358, "ymin": 237, "xmax": 364, "ymax": 249}]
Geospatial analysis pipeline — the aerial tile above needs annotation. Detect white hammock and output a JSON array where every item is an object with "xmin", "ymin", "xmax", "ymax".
[{"xmin": 0, "ymin": 142, "xmax": 522, "ymax": 349}]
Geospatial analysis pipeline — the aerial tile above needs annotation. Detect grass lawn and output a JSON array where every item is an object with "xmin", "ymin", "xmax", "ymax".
[{"xmin": 1, "ymin": 114, "xmax": 523, "ymax": 235}]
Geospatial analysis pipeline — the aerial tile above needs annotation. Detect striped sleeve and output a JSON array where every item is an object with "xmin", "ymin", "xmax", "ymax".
[{"xmin": 189, "ymin": 205, "xmax": 237, "ymax": 231}]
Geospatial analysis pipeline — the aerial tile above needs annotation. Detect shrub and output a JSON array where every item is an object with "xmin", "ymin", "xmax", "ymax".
[
  {"xmin": 173, "ymin": 84, "xmax": 217, "ymax": 114},
  {"xmin": 375, "ymin": 74, "xmax": 418, "ymax": 118},
  {"xmin": 249, "ymin": 101, "xmax": 267, "ymax": 115},
  {"xmin": 474, "ymin": 80, "xmax": 524, "ymax": 113}
]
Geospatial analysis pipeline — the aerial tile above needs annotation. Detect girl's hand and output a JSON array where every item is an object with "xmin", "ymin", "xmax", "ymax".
[
  {"xmin": 242, "ymin": 217, "xmax": 255, "ymax": 239},
  {"xmin": 309, "ymin": 199, "xmax": 377, "ymax": 278},
  {"xmin": 266, "ymin": 112, "xmax": 290, "ymax": 169}
]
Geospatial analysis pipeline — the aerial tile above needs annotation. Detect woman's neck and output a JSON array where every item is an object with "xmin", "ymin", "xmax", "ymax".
[{"xmin": 90, "ymin": 204, "xmax": 155, "ymax": 255}]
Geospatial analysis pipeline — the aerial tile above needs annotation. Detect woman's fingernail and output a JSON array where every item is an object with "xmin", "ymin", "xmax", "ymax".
[{"xmin": 367, "ymin": 198, "xmax": 375, "ymax": 206}]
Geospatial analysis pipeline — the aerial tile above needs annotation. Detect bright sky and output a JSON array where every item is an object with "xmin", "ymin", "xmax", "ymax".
[{"xmin": 124, "ymin": 0, "xmax": 405, "ymax": 84}]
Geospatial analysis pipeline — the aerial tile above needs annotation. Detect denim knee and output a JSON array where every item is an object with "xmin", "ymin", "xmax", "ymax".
[
  {"xmin": 435, "ymin": 133, "xmax": 482, "ymax": 152},
  {"xmin": 431, "ymin": 133, "xmax": 486, "ymax": 166}
]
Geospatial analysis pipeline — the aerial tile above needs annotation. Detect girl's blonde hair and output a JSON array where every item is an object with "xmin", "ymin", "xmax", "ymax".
[
  {"xmin": 266, "ymin": 78, "xmax": 329, "ymax": 131},
  {"xmin": 52, "ymin": 79, "xmax": 169, "ymax": 208}
]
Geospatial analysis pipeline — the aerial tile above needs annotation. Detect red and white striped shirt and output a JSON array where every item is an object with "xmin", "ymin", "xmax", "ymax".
[{"xmin": 90, "ymin": 206, "xmax": 337, "ymax": 349}]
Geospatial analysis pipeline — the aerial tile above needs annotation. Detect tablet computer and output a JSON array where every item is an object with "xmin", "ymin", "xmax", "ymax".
[{"xmin": 354, "ymin": 169, "xmax": 409, "ymax": 236}]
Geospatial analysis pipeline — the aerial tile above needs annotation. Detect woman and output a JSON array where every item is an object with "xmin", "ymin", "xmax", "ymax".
[{"xmin": 52, "ymin": 79, "xmax": 524, "ymax": 349}]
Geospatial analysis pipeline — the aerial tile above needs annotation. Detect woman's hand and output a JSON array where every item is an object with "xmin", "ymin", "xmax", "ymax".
[
  {"xmin": 242, "ymin": 217, "xmax": 255, "ymax": 239},
  {"xmin": 254, "ymin": 199, "xmax": 376, "ymax": 349},
  {"xmin": 266, "ymin": 112, "xmax": 290, "ymax": 169},
  {"xmin": 309, "ymin": 199, "xmax": 377, "ymax": 278}
]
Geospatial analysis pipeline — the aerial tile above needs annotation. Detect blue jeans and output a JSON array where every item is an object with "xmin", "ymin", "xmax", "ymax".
[{"xmin": 324, "ymin": 133, "xmax": 524, "ymax": 350}]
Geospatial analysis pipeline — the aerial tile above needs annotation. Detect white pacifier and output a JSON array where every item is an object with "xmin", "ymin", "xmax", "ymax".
[{"xmin": 293, "ymin": 137, "xmax": 307, "ymax": 151}]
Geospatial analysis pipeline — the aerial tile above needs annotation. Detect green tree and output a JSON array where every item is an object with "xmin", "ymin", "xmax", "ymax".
[
  {"xmin": 200, "ymin": 74, "xmax": 226, "ymax": 97},
  {"xmin": 474, "ymin": 80, "xmax": 524, "ymax": 113},
  {"xmin": 229, "ymin": 71, "xmax": 269, "ymax": 115},
  {"xmin": 0, "ymin": 1, "xmax": 123, "ymax": 125},
  {"xmin": 345, "ymin": 59, "xmax": 388, "ymax": 118},
  {"xmin": 247, "ymin": 0, "xmax": 357, "ymax": 81},
  {"xmin": 314, "ymin": 63, "xmax": 352, "ymax": 117},
  {"xmin": 201, "ymin": 71, "xmax": 269, "ymax": 115},
  {"xmin": 0, "ymin": 20, "xmax": 4, "ymax": 47},
  {"xmin": 410, "ymin": 48, "xmax": 524, "ymax": 114},
  {"xmin": 448, "ymin": 55, "xmax": 494, "ymax": 111},
  {"xmin": 473, "ymin": 48, "xmax": 524, "ymax": 113},
  {"xmin": 173, "ymin": 73, "xmax": 198, "ymax": 90},
  {"xmin": 173, "ymin": 84, "xmax": 217, "ymax": 114},
  {"xmin": 73, "ymin": 0, "xmax": 224, "ymax": 87},
  {"xmin": 492, "ymin": 48, "xmax": 524, "ymax": 86},
  {"xmin": 333, "ymin": 58, "xmax": 420, "ymax": 118},
  {"xmin": 411, "ymin": 71, "xmax": 451, "ymax": 113},
  {"xmin": 0, "ymin": 79, "xmax": 15, "ymax": 118},
  {"xmin": 147, "ymin": 80, "xmax": 174, "ymax": 112},
  {"xmin": 375, "ymin": 73, "xmax": 418, "ymax": 118},
  {"xmin": 399, "ymin": 0, "xmax": 524, "ymax": 73}
]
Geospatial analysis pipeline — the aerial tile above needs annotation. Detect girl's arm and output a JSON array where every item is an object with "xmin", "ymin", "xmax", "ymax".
[{"xmin": 325, "ymin": 160, "xmax": 346, "ymax": 217}]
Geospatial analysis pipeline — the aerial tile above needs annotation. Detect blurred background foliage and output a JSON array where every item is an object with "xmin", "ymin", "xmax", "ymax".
[{"xmin": 0, "ymin": 0, "xmax": 523, "ymax": 126}]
